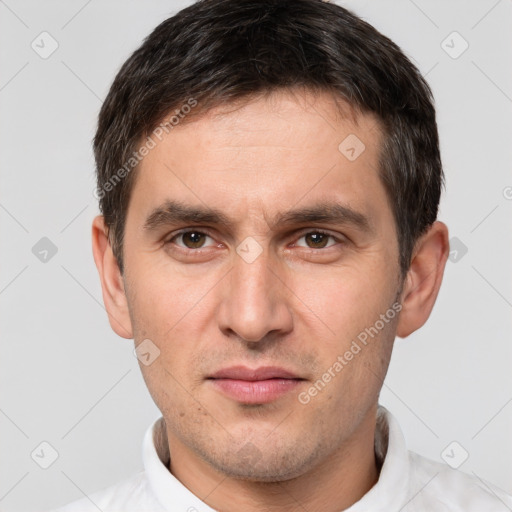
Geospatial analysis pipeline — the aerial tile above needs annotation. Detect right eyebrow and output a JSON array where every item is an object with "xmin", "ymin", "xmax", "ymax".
[{"xmin": 143, "ymin": 200, "xmax": 232, "ymax": 232}]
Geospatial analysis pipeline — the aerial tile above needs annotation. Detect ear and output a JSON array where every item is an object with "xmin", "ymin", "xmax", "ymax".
[
  {"xmin": 396, "ymin": 221, "xmax": 449, "ymax": 338},
  {"xmin": 91, "ymin": 215, "xmax": 133, "ymax": 339}
]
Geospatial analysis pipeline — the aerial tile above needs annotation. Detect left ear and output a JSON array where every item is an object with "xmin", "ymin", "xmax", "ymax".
[{"xmin": 396, "ymin": 221, "xmax": 449, "ymax": 338}]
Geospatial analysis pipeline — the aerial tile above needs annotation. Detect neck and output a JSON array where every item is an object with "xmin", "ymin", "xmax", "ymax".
[{"xmin": 166, "ymin": 406, "xmax": 380, "ymax": 512}]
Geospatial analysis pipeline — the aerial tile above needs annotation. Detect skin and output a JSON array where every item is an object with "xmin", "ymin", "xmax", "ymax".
[{"xmin": 92, "ymin": 89, "xmax": 449, "ymax": 512}]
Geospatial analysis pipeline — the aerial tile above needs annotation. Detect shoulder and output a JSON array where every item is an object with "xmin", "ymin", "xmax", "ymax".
[
  {"xmin": 49, "ymin": 471, "xmax": 166, "ymax": 512},
  {"xmin": 406, "ymin": 451, "xmax": 512, "ymax": 511}
]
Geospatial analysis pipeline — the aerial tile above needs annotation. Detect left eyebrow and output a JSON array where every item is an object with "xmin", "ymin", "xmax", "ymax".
[{"xmin": 270, "ymin": 203, "xmax": 372, "ymax": 233}]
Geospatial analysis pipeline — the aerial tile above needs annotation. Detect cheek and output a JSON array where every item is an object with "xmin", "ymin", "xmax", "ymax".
[
  {"xmin": 291, "ymin": 262, "xmax": 395, "ymax": 340},
  {"xmin": 299, "ymin": 308, "xmax": 396, "ymax": 426},
  {"xmin": 129, "ymin": 262, "xmax": 206, "ymax": 334},
  {"xmin": 289, "ymin": 263, "xmax": 398, "ymax": 400},
  {"xmin": 128, "ymin": 267, "xmax": 217, "ymax": 378},
  {"xmin": 131, "ymin": 277, "xmax": 204, "ymax": 416}
]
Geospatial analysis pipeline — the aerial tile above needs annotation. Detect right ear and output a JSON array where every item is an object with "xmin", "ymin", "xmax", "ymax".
[{"xmin": 91, "ymin": 215, "xmax": 133, "ymax": 339}]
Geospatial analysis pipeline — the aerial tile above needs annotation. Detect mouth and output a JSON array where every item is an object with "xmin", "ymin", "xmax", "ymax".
[{"xmin": 206, "ymin": 366, "xmax": 306, "ymax": 404}]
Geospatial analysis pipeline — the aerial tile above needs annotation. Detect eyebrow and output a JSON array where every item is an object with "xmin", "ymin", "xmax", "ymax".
[{"xmin": 142, "ymin": 199, "xmax": 372, "ymax": 233}]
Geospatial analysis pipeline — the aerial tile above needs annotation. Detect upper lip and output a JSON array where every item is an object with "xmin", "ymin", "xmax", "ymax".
[{"xmin": 208, "ymin": 366, "xmax": 303, "ymax": 381}]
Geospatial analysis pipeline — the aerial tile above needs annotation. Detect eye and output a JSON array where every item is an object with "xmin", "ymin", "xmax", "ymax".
[
  {"xmin": 294, "ymin": 230, "xmax": 340, "ymax": 249},
  {"xmin": 166, "ymin": 228, "xmax": 343, "ymax": 254},
  {"xmin": 168, "ymin": 230, "xmax": 216, "ymax": 249}
]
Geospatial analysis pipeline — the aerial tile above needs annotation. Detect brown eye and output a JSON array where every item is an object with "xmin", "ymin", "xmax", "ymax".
[
  {"xmin": 295, "ymin": 231, "xmax": 337, "ymax": 249},
  {"xmin": 172, "ymin": 231, "xmax": 213, "ymax": 249},
  {"xmin": 304, "ymin": 232, "xmax": 330, "ymax": 248}
]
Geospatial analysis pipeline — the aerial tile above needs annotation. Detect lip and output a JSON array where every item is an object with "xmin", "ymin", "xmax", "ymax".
[
  {"xmin": 207, "ymin": 366, "xmax": 305, "ymax": 404},
  {"xmin": 209, "ymin": 365, "xmax": 300, "ymax": 381}
]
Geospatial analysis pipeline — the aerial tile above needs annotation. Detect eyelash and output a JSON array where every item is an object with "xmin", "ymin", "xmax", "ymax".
[{"xmin": 165, "ymin": 228, "xmax": 344, "ymax": 252}]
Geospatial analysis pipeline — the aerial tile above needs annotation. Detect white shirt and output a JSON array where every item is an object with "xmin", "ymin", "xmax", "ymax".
[{"xmin": 53, "ymin": 405, "xmax": 512, "ymax": 511}]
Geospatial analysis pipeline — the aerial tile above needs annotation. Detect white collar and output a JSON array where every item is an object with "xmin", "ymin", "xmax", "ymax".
[{"xmin": 142, "ymin": 405, "xmax": 410, "ymax": 511}]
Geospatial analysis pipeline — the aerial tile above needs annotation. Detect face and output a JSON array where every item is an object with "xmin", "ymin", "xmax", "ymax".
[{"xmin": 120, "ymin": 89, "xmax": 403, "ymax": 480}]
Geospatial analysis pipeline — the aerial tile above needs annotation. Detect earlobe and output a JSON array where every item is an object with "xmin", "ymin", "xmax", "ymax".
[
  {"xmin": 396, "ymin": 221, "xmax": 449, "ymax": 338},
  {"xmin": 91, "ymin": 215, "xmax": 133, "ymax": 339}
]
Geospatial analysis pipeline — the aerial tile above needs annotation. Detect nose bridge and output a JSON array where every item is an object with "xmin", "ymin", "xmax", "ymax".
[
  {"xmin": 234, "ymin": 249, "xmax": 275, "ymax": 304},
  {"xmin": 217, "ymin": 245, "xmax": 291, "ymax": 343}
]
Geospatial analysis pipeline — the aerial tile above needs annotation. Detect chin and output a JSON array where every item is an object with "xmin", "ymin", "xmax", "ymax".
[{"xmin": 198, "ymin": 441, "xmax": 325, "ymax": 483}]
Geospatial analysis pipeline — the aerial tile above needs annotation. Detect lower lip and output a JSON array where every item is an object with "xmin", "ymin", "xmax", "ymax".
[{"xmin": 209, "ymin": 378, "xmax": 302, "ymax": 404}]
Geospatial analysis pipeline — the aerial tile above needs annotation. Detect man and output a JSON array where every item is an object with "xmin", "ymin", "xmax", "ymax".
[{"xmin": 55, "ymin": 0, "xmax": 512, "ymax": 510}]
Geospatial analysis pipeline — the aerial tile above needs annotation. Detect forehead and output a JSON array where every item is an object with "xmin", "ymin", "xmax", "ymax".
[{"xmin": 127, "ymin": 89, "xmax": 389, "ymax": 232}]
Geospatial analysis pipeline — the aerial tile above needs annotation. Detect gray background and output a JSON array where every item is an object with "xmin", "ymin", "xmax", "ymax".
[{"xmin": 1, "ymin": 0, "xmax": 511, "ymax": 510}]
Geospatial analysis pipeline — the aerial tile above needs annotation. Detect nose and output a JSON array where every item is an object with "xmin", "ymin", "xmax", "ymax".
[{"xmin": 216, "ymin": 247, "xmax": 293, "ymax": 344}]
